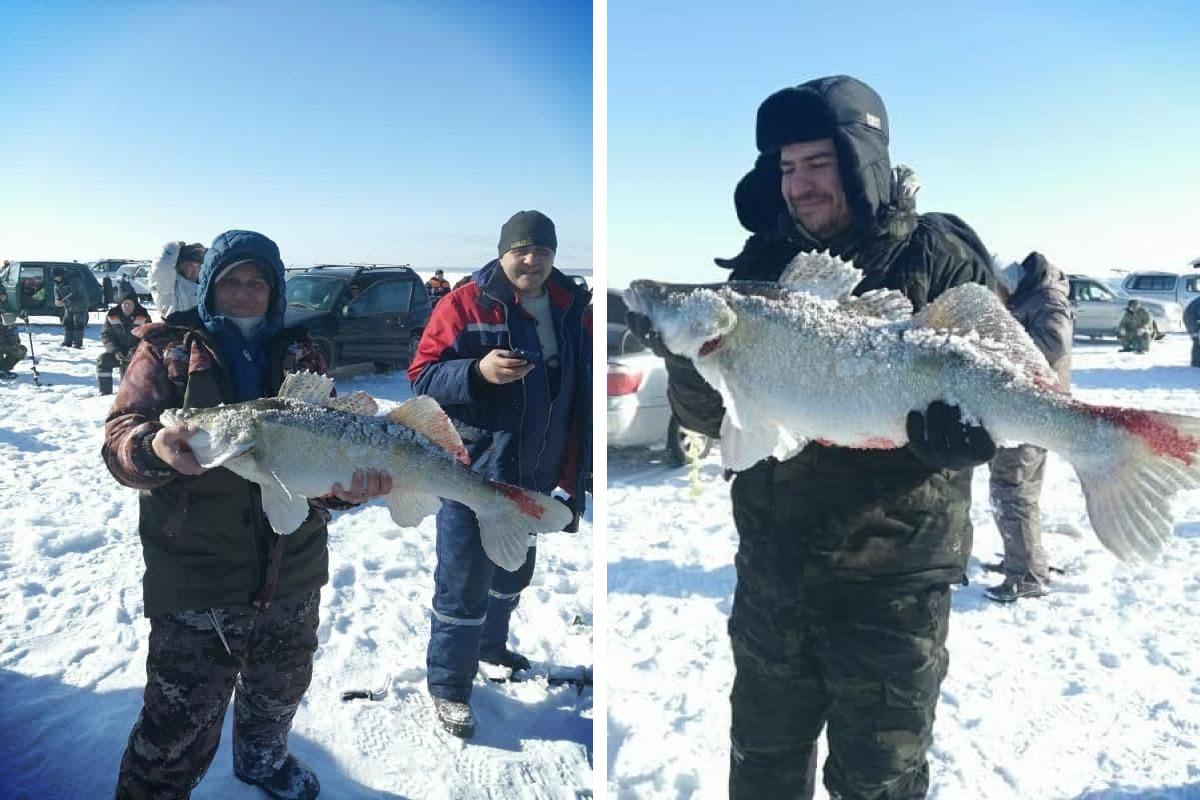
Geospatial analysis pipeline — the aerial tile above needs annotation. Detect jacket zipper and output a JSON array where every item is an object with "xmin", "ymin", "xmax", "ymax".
[
  {"xmin": 481, "ymin": 284, "xmax": 526, "ymax": 483},
  {"xmin": 532, "ymin": 291, "xmax": 576, "ymax": 478}
]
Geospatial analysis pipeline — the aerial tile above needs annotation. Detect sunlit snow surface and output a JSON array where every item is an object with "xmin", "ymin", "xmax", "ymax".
[
  {"xmin": 0, "ymin": 316, "xmax": 592, "ymax": 799},
  {"xmin": 609, "ymin": 333, "xmax": 1200, "ymax": 799}
]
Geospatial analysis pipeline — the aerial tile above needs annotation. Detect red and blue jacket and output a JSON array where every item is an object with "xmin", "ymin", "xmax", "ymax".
[{"xmin": 407, "ymin": 260, "xmax": 592, "ymax": 513}]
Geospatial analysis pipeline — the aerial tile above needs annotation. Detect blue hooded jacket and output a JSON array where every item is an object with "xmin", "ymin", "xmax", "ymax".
[{"xmin": 196, "ymin": 230, "xmax": 288, "ymax": 401}]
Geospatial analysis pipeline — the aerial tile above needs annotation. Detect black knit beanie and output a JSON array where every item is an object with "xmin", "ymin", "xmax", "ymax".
[{"xmin": 498, "ymin": 210, "xmax": 557, "ymax": 256}]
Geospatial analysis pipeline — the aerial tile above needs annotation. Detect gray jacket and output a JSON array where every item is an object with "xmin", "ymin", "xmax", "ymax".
[{"xmin": 1005, "ymin": 252, "xmax": 1073, "ymax": 386}]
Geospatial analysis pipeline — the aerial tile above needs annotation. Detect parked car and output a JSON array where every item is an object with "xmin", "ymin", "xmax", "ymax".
[
  {"xmin": 0, "ymin": 261, "xmax": 107, "ymax": 318},
  {"xmin": 1120, "ymin": 271, "xmax": 1200, "ymax": 313},
  {"xmin": 607, "ymin": 290, "xmax": 712, "ymax": 466},
  {"xmin": 283, "ymin": 264, "xmax": 431, "ymax": 371},
  {"xmin": 89, "ymin": 258, "xmax": 142, "ymax": 277},
  {"xmin": 1068, "ymin": 275, "xmax": 1181, "ymax": 338},
  {"xmin": 114, "ymin": 262, "xmax": 154, "ymax": 305}
]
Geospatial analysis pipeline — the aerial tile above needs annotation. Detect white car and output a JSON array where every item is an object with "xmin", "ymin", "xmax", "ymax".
[
  {"xmin": 607, "ymin": 292, "xmax": 713, "ymax": 466},
  {"xmin": 1068, "ymin": 275, "xmax": 1182, "ymax": 338}
]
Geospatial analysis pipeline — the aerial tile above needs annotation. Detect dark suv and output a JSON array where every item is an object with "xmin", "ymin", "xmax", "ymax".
[
  {"xmin": 0, "ymin": 261, "xmax": 108, "ymax": 318},
  {"xmin": 284, "ymin": 264, "xmax": 432, "ymax": 371}
]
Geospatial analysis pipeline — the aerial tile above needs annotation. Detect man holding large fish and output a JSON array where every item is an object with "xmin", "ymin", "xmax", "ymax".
[
  {"xmin": 628, "ymin": 76, "xmax": 1000, "ymax": 799},
  {"xmin": 101, "ymin": 230, "xmax": 392, "ymax": 799}
]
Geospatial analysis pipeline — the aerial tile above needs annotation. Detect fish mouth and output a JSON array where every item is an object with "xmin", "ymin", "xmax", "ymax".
[{"xmin": 698, "ymin": 336, "xmax": 724, "ymax": 357}]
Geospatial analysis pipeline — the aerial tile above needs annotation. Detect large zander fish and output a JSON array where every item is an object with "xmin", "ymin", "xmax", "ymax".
[
  {"xmin": 625, "ymin": 251, "xmax": 1200, "ymax": 562},
  {"xmin": 161, "ymin": 373, "xmax": 571, "ymax": 571}
]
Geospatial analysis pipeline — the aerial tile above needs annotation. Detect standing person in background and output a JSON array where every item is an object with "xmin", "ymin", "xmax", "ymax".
[
  {"xmin": 629, "ymin": 75, "xmax": 995, "ymax": 799},
  {"xmin": 52, "ymin": 266, "xmax": 88, "ymax": 348},
  {"xmin": 95, "ymin": 285, "xmax": 150, "ymax": 396},
  {"xmin": 984, "ymin": 252, "xmax": 1074, "ymax": 602},
  {"xmin": 426, "ymin": 269, "xmax": 451, "ymax": 304},
  {"xmin": 149, "ymin": 241, "xmax": 207, "ymax": 319},
  {"xmin": 408, "ymin": 210, "xmax": 591, "ymax": 739},
  {"xmin": 0, "ymin": 287, "xmax": 28, "ymax": 378}
]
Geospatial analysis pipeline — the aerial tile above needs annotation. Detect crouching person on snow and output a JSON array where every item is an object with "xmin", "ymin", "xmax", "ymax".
[
  {"xmin": 1118, "ymin": 299, "xmax": 1154, "ymax": 353},
  {"xmin": 103, "ymin": 229, "xmax": 391, "ymax": 800},
  {"xmin": 96, "ymin": 286, "xmax": 151, "ymax": 395},
  {"xmin": 0, "ymin": 287, "xmax": 28, "ymax": 378},
  {"xmin": 407, "ymin": 210, "xmax": 592, "ymax": 738}
]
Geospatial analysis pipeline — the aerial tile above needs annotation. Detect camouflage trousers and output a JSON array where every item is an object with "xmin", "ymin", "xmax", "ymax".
[
  {"xmin": 728, "ymin": 577, "xmax": 951, "ymax": 800},
  {"xmin": 115, "ymin": 590, "xmax": 320, "ymax": 800}
]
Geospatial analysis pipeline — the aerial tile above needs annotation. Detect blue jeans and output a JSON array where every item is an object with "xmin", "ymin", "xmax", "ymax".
[{"xmin": 426, "ymin": 499, "xmax": 536, "ymax": 701}]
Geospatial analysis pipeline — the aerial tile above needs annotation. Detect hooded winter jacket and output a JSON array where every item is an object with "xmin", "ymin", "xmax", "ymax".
[
  {"xmin": 102, "ymin": 231, "xmax": 341, "ymax": 617},
  {"xmin": 671, "ymin": 75, "xmax": 994, "ymax": 585},
  {"xmin": 1004, "ymin": 252, "xmax": 1073, "ymax": 384},
  {"xmin": 407, "ymin": 261, "xmax": 592, "ymax": 512}
]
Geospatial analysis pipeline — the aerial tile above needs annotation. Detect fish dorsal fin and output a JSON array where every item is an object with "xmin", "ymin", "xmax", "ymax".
[
  {"xmin": 778, "ymin": 251, "xmax": 863, "ymax": 301},
  {"xmin": 387, "ymin": 396, "xmax": 470, "ymax": 465},
  {"xmin": 842, "ymin": 288, "xmax": 913, "ymax": 321},
  {"xmin": 326, "ymin": 390, "xmax": 379, "ymax": 416},
  {"xmin": 912, "ymin": 283, "xmax": 1058, "ymax": 383},
  {"xmin": 277, "ymin": 371, "xmax": 335, "ymax": 404}
]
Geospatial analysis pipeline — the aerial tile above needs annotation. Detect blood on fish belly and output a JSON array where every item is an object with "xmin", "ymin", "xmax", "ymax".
[{"xmin": 813, "ymin": 436, "xmax": 901, "ymax": 449}]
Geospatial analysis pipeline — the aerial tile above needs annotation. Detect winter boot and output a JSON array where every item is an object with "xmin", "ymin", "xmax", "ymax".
[
  {"xmin": 985, "ymin": 575, "xmax": 1049, "ymax": 603},
  {"xmin": 480, "ymin": 648, "xmax": 532, "ymax": 681},
  {"xmin": 234, "ymin": 753, "xmax": 320, "ymax": 800},
  {"xmin": 432, "ymin": 696, "xmax": 476, "ymax": 739},
  {"xmin": 97, "ymin": 374, "xmax": 113, "ymax": 396}
]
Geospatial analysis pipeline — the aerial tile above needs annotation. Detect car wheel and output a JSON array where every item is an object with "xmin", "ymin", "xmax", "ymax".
[
  {"xmin": 666, "ymin": 414, "xmax": 711, "ymax": 467},
  {"xmin": 405, "ymin": 332, "xmax": 422, "ymax": 366}
]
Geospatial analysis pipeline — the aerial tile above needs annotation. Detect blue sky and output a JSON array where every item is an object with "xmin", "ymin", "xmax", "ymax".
[
  {"xmin": 609, "ymin": 0, "xmax": 1200, "ymax": 287},
  {"xmin": 0, "ymin": 0, "xmax": 592, "ymax": 270}
]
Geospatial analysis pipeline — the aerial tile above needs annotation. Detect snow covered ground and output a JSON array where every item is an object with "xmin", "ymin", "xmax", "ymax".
[
  {"xmin": 608, "ymin": 334, "xmax": 1200, "ymax": 799},
  {"xmin": 0, "ymin": 315, "xmax": 592, "ymax": 799}
]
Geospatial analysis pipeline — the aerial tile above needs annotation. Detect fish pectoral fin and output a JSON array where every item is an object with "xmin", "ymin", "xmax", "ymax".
[
  {"xmin": 386, "ymin": 396, "xmax": 470, "ymax": 464},
  {"xmin": 719, "ymin": 416, "xmax": 798, "ymax": 472},
  {"xmin": 197, "ymin": 439, "xmax": 253, "ymax": 470},
  {"xmin": 778, "ymin": 250, "xmax": 862, "ymax": 300},
  {"xmin": 254, "ymin": 468, "xmax": 310, "ymax": 535},
  {"xmin": 326, "ymin": 391, "xmax": 379, "ymax": 416},
  {"xmin": 384, "ymin": 487, "xmax": 442, "ymax": 528},
  {"xmin": 277, "ymin": 371, "xmax": 336, "ymax": 404}
]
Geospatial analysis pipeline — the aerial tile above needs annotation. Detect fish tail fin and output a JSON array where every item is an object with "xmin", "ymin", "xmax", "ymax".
[
  {"xmin": 472, "ymin": 483, "xmax": 573, "ymax": 571},
  {"xmin": 1072, "ymin": 405, "xmax": 1200, "ymax": 561}
]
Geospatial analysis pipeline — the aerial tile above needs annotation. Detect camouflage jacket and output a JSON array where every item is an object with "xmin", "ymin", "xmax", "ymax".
[{"xmin": 103, "ymin": 309, "xmax": 340, "ymax": 617}]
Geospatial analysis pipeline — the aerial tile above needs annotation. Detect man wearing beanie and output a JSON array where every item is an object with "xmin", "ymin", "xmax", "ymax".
[
  {"xmin": 629, "ymin": 76, "xmax": 995, "ymax": 798},
  {"xmin": 408, "ymin": 210, "xmax": 591, "ymax": 738},
  {"xmin": 149, "ymin": 240, "xmax": 207, "ymax": 319},
  {"xmin": 104, "ymin": 229, "xmax": 391, "ymax": 799}
]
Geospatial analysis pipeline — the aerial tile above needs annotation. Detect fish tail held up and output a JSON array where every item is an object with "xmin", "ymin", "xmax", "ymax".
[
  {"xmin": 472, "ymin": 483, "xmax": 573, "ymax": 571},
  {"xmin": 1073, "ymin": 404, "xmax": 1200, "ymax": 562}
]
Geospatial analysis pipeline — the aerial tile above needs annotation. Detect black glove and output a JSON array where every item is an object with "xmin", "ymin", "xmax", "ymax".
[
  {"xmin": 555, "ymin": 496, "xmax": 581, "ymax": 533},
  {"xmin": 906, "ymin": 400, "xmax": 995, "ymax": 470},
  {"xmin": 626, "ymin": 311, "xmax": 674, "ymax": 359}
]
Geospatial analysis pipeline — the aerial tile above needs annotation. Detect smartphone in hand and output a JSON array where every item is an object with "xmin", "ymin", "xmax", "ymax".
[{"xmin": 508, "ymin": 348, "xmax": 538, "ymax": 364}]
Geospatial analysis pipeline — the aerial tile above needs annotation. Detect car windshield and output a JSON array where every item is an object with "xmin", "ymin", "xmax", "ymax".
[{"xmin": 286, "ymin": 275, "xmax": 346, "ymax": 311}]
